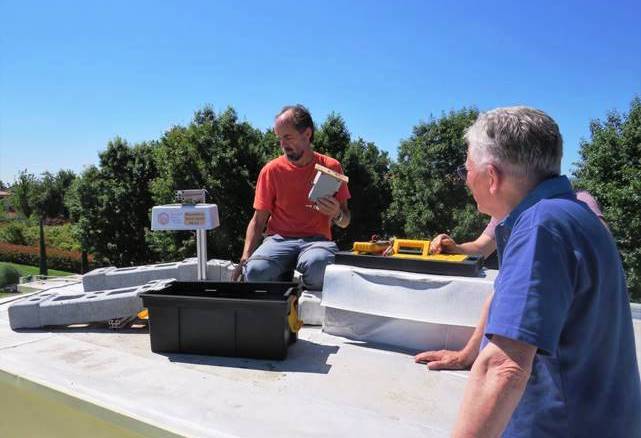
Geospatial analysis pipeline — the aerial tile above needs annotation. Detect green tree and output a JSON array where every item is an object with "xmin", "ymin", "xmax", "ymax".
[
  {"xmin": 67, "ymin": 138, "xmax": 158, "ymax": 267},
  {"xmin": 9, "ymin": 171, "xmax": 37, "ymax": 218},
  {"xmin": 314, "ymin": 113, "xmax": 393, "ymax": 248},
  {"xmin": 32, "ymin": 173, "xmax": 61, "ymax": 275},
  {"xmin": 55, "ymin": 169, "xmax": 77, "ymax": 219},
  {"xmin": 8, "ymin": 170, "xmax": 77, "ymax": 275},
  {"xmin": 148, "ymin": 106, "xmax": 269, "ymax": 261},
  {"xmin": 66, "ymin": 167, "xmax": 102, "ymax": 272},
  {"xmin": 314, "ymin": 112, "xmax": 351, "ymax": 158},
  {"xmin": 335, "ymin": 139, "xmax": 393, "ymax": 248},
  {"xmin": 385, "ymin": 108, "xmax": 487, "ymax": 243},
  {"xmin": 573, "ymin": 96, "xmax": 641, "ymax": 301}
]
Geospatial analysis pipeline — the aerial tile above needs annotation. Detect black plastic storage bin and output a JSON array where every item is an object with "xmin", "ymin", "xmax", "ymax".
[{"xmin": 140, "ymin": 281, "xmax": 300, "ymax": 360}]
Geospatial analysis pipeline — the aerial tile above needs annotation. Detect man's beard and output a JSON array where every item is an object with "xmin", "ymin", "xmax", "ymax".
[{"xmin": 285, "ymin": 149, "xmax": 304, "ymax": 162}]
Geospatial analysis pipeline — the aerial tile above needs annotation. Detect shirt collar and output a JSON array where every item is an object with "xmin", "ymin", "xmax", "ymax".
[
  {"xmin": 494, "ymin": 175, "xmax": 572, "ymax": 266},
  {"xmin": 502, "ymin": 175, "xmax": 573, "ymax": 230}
]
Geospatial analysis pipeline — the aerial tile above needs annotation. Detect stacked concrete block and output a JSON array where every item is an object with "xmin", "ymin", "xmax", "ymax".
[
  {"xmin": 299, "ymin": 290, "xmax": 324, "ymax": 326},
  {"xmin": 8, "ymin": 280, "xmax": 173, "ymax": 330},
  {"xmin": 127, "ymin": 262, "xmax": 180, "ymax": 288},
  {"xmin": 81, "ymin": 266, "xmax": 117, "ymax": 292},
  {"xmin": 12, "ymin": 258, "xmax": 239, "ymax": 330},
  {"xmin": 179, "ymin": 258, "xmax": 199, "ymax": 281},
  {"xmin": 83, "ymin": 263, "xmax": 185, "ymax": 292},
  {"xmin": 83, "ymin": 258, "xmax": 239, "ymax": 292},
  {"xmin": 220, "ymin": 260, "xmax": 237, "ymax": 281},
  {"xmin": 206, "ymin": 259, "xmax": 234, "ymax": 281}
]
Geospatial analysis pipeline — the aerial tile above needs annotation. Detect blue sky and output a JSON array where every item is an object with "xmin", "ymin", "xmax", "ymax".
[{"xmin": 1, "ymin": 0, "xmax": 640, "ymax": 184}]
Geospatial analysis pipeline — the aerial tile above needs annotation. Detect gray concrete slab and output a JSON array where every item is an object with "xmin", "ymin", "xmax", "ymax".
[
  {"xmin": 83, "ymin": 259, "xmax": 238, "ymax": 292},
  {"xmin": 8, "ymin": 280, "xmax": 173, "ymax": 330}
]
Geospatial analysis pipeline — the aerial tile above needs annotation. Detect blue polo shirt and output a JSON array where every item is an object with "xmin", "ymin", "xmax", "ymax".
[{"xmin": 485, "ymin": 175, "xmax": 641, "ymax": 437}]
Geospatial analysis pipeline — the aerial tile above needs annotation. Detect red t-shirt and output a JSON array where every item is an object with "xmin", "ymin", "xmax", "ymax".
[{"xmin": 253, "ymin": 152, "xmax": 351, "ymax": 240}]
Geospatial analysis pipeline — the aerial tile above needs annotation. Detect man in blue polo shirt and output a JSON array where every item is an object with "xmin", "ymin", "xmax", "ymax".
[{"xmin": 415, "ymin": 106, "xmax": 641, "ymax": 437}]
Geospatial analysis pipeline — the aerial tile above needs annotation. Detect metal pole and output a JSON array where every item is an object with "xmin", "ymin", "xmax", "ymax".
[{"xmin": 196, "ymin": 229, "xmax": 207, "ymax": 280}]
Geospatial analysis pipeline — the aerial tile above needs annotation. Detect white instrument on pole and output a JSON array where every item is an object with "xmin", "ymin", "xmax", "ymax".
[{"xmin": 151, "ymin": 189, "xmax": 219, "ymax": 280}]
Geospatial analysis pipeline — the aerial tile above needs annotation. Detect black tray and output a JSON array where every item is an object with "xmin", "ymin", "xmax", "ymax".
[
  {"xmin": 333, "ymin": 252, "xmax": 484, "ymax": 277},
  {"xmin": 140, "ymin": 281, "xmax": 300, "ymax": 360}
]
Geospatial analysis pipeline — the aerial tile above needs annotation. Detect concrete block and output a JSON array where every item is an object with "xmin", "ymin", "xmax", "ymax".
[
  {"xmin": 8, "ymin": 280, "xmax": 173, "ymax": 330},
  {"xmin": 84, "ymin": 259, "xmax": 205, "ymax": 291},
  {"xmin": 299, "ymin": 290, "xmax": 324, "ymax": 326},
  {"xmin": 205, "ymin": 259, "xmax": 221, "ymax": 281},
  {"xmin": 7, "ymin": 292, "xmax": 57, "ymax": 329},
  {"xmin": 220, "ymin": 262, "xmax": 236, "ymax": 281},
  {"xmin": 138, "ymin": 262, "xmax": 182, "ymax": 284},
  {"xmin": 178, "ymin": 258, "xmax": 198, "ymax": 281},
  {"xmin": 103, "ymin": 265, "xmax": 178, "ymax": 290},
  {"xmin": 82, "ymin": 267, "xmax": 117, "ymax": 292},
  {"xmin": 83, "ymin": 259, "xmax": 236, "ymax": 291}
]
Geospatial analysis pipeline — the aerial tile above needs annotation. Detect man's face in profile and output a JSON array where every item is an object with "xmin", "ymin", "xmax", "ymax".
[{"xmin": 465, "ymin": 151, "xmax": 492, "ymax": 216}]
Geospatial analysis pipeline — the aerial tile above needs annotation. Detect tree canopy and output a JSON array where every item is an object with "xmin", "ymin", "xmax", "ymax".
[
  {"xmin": 147, "ymin": 106, "xmax": 269, "ymax": 261},
  {"xmin": 66, "ymin": 138, "xmax": 157, "ymax": 266},
  {"xmin": 386, "ymin": 108, "xmax": 487, "ymax": 242},
  {"xmin": 573, "ymin": 96, "xmax": 641, "ymax": 300},
  {"xmin": 314, "ymin": 113, "xmax": 393, "ymax": 248}
]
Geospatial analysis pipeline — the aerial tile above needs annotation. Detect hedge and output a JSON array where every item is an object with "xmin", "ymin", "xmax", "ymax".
[{"xmin": 0, "ymin": 242, "xmax": 99, "ymax": 273}]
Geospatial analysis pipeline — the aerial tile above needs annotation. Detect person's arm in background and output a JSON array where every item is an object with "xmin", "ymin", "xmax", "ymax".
[
  {"xmin": 231, "ymin": 210, "xmax": 270, "ymax": 281},
  {"xmin": 430, "ymin": 217, "xmax": 498, "ymax": 258},
  {"xmin": 415, "ymin": 292, "xmax": 493, "ymax": 370},
  {"xmin": 576, "ymin": 190, "xmax": 609, "ymax": 229},
  {"xmin": 452, "ymin": 336, "xmax": 536, "ymax": 437},
  {"xmin": 430, "ymin": 233, "xmax": 497, "ymax": 258}
]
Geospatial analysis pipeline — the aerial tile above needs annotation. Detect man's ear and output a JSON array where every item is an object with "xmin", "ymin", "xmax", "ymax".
[
  {"xmin": 486, "ymin": 164, "xmax": 501, "ymax": 195},
  {"xmin": 304, "ymin": 127, "xmax": 312, "ymax": 143}
]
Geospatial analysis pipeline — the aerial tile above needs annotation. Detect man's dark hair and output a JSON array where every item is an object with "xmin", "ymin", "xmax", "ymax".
[{"xmin": 276, "ymin": 104, "xmax": 315, "ymax": 142}]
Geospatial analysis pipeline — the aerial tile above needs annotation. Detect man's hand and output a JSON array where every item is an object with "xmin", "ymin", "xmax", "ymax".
[
  {"xmin": 314, "ymin": 196, "xmax": 341, "ymax": 219},
  {"xmin": 415, "ymin": 349, "xmax": 476, "ymax": 370},
  {"xmin": 430, "ymin": 234, "xmax": 459, "ymax": 254},
  {"xmin": 231, "ymin": 260, "xmax": 245, "ymax": 282}
]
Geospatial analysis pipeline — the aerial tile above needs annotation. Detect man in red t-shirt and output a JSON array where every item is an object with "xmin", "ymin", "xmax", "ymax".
[{"xmin": 231, "ymin": 105, "xmax": 351, "ymax": 290}]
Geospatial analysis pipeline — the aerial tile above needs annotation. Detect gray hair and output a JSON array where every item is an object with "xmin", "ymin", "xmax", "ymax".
[{"xmin": 464, "ymin": 106, "xmax": 563, "ymax": 181}]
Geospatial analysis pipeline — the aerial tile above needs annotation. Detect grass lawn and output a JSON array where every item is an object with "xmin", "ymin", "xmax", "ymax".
[
  {"xmin": 0, "ymin": 262, "xmax": 74, "ymax": 278},
  {"xmin": 0, "ymin": 262, "xmax": 74, "ymax": 297}
]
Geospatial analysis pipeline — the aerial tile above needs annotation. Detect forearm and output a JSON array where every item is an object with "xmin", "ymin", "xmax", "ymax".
[
  {"xmin": 453, "ymin": 361, "xmax": 529, "ymax": 437},
  {"xmin": 461, "ymin": 292, "xmax": 493, "ymax": 359},
  {"xmin": 453, "ymin": 338, "xmax": 534, "ymax": 437},
  {"xmin": 456, "ymin": 241, "xmax": 486, "ymax": 256},
  {"xmin": 240, "ymin": 218, "xmax": 265, "ymax": 261},
  {"xmin": 456, "ymin": 235, "xmax": 496, "ymax": 258}
]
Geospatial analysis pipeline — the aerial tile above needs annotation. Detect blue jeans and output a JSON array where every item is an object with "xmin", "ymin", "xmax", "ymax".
[{"xmin": 244, "ymin": 235, "xmax": 338, "ymax": 290}]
